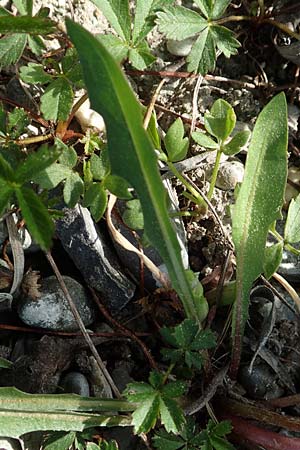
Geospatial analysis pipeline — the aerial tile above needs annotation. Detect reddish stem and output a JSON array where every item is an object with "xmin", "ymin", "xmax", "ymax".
[{"xmin": 222, "ymin": 413, "xmax": 300, "ymax": 450}]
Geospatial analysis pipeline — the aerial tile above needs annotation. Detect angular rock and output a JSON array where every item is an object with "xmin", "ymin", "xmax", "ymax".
[{"xmin": 55, "ymin": 205, "xmax": 135, "ymax": 312}]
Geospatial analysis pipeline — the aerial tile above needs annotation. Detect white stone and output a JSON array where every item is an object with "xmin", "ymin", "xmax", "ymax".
[{"xmin": 75, "ymin": 98, "xmax": 105, "ymax": 133}]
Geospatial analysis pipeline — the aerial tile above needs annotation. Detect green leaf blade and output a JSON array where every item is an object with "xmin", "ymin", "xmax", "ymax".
[
  {"xmin": 63, "ymin": 172, "xmax": 84, "ymax": 208},
  {"xmin": 204, "ymin": 99, "xmax": 236, "ymax": 141},
  {"xmin": 0, "ymin": 33, "xmax": 27, "ymax": 67},
  {"xmin": 0, "ymin": 154, "xmax": 15, "ymax": 181},
  {"xmin": 192, "ymin": 131, "xmax": 218, "ymax": 149},
  {"xmin": 41, "ymin": 78, "xmax": 73, "ymax": 121},
  {"xmin": 66, "ymin": 19, "xmax": 208, "ymax": 322},
  {"xmin": 164, "ymin": 118, "xmax": 189, "ymax": 162},
  {"xmin": 0, "ymin": 182, "xmax": 14, "ymax": 215},
  {"xmin": 159, "ymin": 397, "xmax": 185, "ymax": 434},
  {"xmin": 91, "ymin": 0, "xmax": 131, "ymax": 41},
  {"xmin": 285, "ymin": 193, "xmax": 300, "ymax": 243},
  {"xmin": 131, "ymin": 394, "xmax": 160, "ymax": 434},
  {"xmin": 156, "ymin": 6, "xmax": 207, "ymax": 40},
  {"xmin": 232, "ymin": 92, "xmax": 288, "ymax": 366},
  {"xmin": 15, "ymin": 145, "xmax": 61, "ymax": 184},
  {"xmin": 222, "ymin": 130, "xmax": 250, "ymax": 156},
  {"xmin": 186, "ymin": 28, "xmax": 215, "ymax": 75},
  {"xmin": 0, "ymin": 15, "xmax": 55, "ymax": 34},
  {"xmin": 96, "ymin": 35, "xmax": 129, "ymax": 64},
  {"xmin": 15, "ymin": 186, "xmax": 54, "ymax": 250},
  {"xmin": 83, "ymin": 182, "xmax": 107, "ymax": 222},
  {"xmin": 211, "ymin": 25, "xmax": 240, "ymax": 58},
  {"xmin": 20, "ymin": 62, "xmax": 52, "ymax": 84},
  {"xmin": 13, "ymin": 0, "xmax": 33, "ymax": 15}
]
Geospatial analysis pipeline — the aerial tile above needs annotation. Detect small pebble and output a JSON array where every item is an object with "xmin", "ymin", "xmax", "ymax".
[
  {"xmin": 167, "ymin": 37, "xmax": 195, "ymax": 56},
  {"xmin": 216, "ymin": 160, "xmax": 244, "ymax": 190},
  {"xmin": 60, "ymin": 371, "xmax": 90, "ymax": 396},
  {"xmin": 17, "ymin": 276, "xmax": 95, "ymax": 331},
  {"xmin": 239, "ymin": 363, "xmax": 284, "ymax": 400}
]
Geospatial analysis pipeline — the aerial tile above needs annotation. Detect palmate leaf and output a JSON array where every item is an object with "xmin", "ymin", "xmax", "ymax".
[
  {"xmin": 194, "ymin": 0, "xmax": 231, "ymax": 20},
  {"xmin": 211, "ymin": 0, "xmax": 232, "ymax": 19},
  {"xmin": 27, "ymin": 34, "xmax": 45, "ymax": 55},
  {"xmin": 66, "ymin": 19, "xmax": 208, "ymax": 322},
  {"xmin": 232, "ymin": 93, "xmax": 288, "ymax": 373},
  {"xmin": 156, "ymin": 6, "xmax": 207, "ymax": 40},
  {"xmin": 7, "ymin": 107, "xmax": 29, "ymax": 139},
  {"xmin": 194, "ymin": 0, "xmax": 213, "ymax": 19},
  {"xmin": 91, "ymin": 0, "xmax": 131, "ymax": 41}
]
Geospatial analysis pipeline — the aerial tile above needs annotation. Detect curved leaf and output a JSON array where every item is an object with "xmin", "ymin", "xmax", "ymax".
[{"xmin": 66, "ymin": 19, "xmax": 208, "ymax": 322}]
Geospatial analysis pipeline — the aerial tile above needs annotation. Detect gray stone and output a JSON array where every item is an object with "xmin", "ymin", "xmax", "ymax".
[
  {"xmin": 60, "ymin": 371, "xmax": 90, "ymax": 396},
  {"xmin": 17, "ymin": 276, "xmax": 95, "ymax": 331},
  {"xmin": 167, "ymin": 37, "xmax": 195, "ymax": 56},
  {"xmin": 216, "ymin": 160, "xmax": 244, "ymax": 190},
  {"xmin": 55, "ymin": 205, "xmax": 135, "ymax": 313}
]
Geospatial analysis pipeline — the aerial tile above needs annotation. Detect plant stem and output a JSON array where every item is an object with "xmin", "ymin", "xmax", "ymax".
[
  {"xmin": 214, "ymin": 16, "xmax": 300, "ymax": 40},
  {"xmin": 207, "ymin": 149, "xmax": 222, "ymax": 200},
  {"xmin": 269, "ymin": 229, "xmax": 300, "ymax": 255},
  {"xmin": 285, "ymin": 242, "xmax": 300, "ymax": 256},
  {"xmin": 258, "ymin": 0, "xmax": 264, "ymax": 17},
  {"xmin": 167, "ymin": 160, "xmax": 207, "ymax": 208},
  {"xmin": 162, "ymin": 363, "xmax": 175, "ymax": 385},
  {"xmin": 14, "ymin": 133, "xmax": 53, "ymax": 146}
]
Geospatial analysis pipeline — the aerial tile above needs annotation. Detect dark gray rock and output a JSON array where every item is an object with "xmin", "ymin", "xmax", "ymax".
[
  {"xmin": 17, "ymin": 275, "xmax": 95, "ymax": 331},
  {"xmin": 55, "ymin": 205, "xmax": 135, "ymax": 312},
  {"xmin": 60, "ymin": 371, "xmax": 90, "ymax": 396}
]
